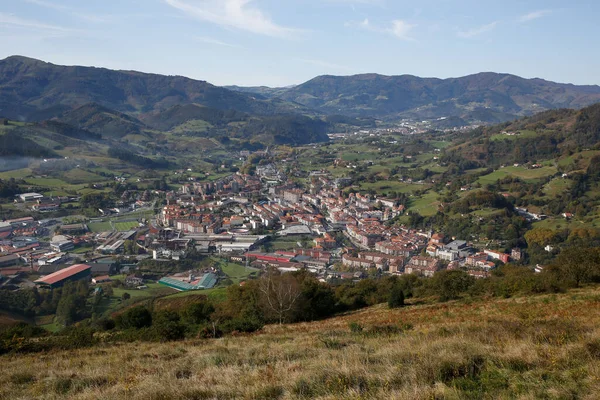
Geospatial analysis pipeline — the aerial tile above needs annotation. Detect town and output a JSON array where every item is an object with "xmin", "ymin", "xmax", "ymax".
[{"xmin": 0, "ymin": 153, "xmax": 523, "ymax": 295}]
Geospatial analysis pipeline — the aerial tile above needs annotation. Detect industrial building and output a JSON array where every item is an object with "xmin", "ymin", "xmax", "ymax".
[
  {"xmin": 0, "ymin": 254, "xmax": 19, "ymax": 269},
  {"xmin": 18, "ymin": 193, "xmax": 44, "ymax": 202},
  {"xmin": 159, "ymin": 272, "xmax": 218, "ymax": 291},
  {"xmin": 34, "ymin": 264, "xmax": 91, "ymax": 288}
]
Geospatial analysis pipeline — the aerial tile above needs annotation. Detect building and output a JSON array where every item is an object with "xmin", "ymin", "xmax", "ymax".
[
  {"xmin": 484, "ymin": 250, "xmax": 510, "ymax": 264},
  {"xmin": 51, "ymin": 240, "xmax": 74, "ymax": 253},
  {"xmin": 0, "ymin": 222, "xmax": 12, "ymax": 233},
  {"xmin": 60, "ymin": 223, "xmax": 88, "ymax": 234},
  {"xmin": 34, "ymin": 264, "xmax": 91, "ymax": 288},
  {"xmin": 125, "ymin": 275, "xmax": 144, "ymax": 287},
  {"xmin": 92, "ymin": 275, "xmax": 112, "ymax": 284},
  {"xmin": 159, "ymin": 272, "xmax": 218, "ymax": 291},
  {"xmin": 436, "ymin": 248, "xmax": 459, "ymax": 261},
  {"xmin": 283, "ymin": 189, "xmax": 303, "ymax": 204},
  {"xmin": 511, "ymin": 248, "xmax": 522, "ymax": 261},
  {"xmin": 0, "ymin": 254, "xmax": 19, "ymax": 269},
  {"xmin": 91, "ymin": 259, "xmax": 118, "ymax": 275},
  {"xmin": 18, "ymin": 193, "xmax": 44, "ymax": 202},
  {"xmin": 405, "ymin": 256, "xmax": 440, "ymax": 277}
]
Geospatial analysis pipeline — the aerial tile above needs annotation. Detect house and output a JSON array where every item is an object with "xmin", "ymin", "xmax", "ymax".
[
  {"xmin": 92, "ymin": 275, "xmax": 112, "ymax": 284},
  {"xmin": 125, "ymin": 275, "xmax": 144, "ymax": 287},
  {"xmin": 511, "ymin": 248, "xmax": 522, "ymax": 261}
]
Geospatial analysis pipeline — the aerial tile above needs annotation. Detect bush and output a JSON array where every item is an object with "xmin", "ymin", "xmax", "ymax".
[
  {"xmin": 151, "ymin": 310, "xmax": 185, "ymax": 342},
  {"xmin": 348, "ymin": 322, "xmax": 364, "ymax": 333},
  {"xmin": 116, "ymin": 306, "xmax": 152, "ymax": 329},
  {"xmin": 388, "ymin": 284, "xmax": 405, "ymax": 308}
]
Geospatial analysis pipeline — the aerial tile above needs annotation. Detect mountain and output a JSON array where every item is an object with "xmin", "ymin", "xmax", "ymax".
[
  {"xmin": 264, "ymin": 72, "xmax": 600, "ymax": 122},
  {"xmin": 56, "ymin": 103, "xmax": 147, "ymax": 138},
  {"xmin": 139, "ymin": 103, "xmax": 247, "ymax": 132},
  {"xmin": 0, "ymin": 56, "xmax": 301, "ymax": 120},
  {"xmin": 224, "ymin": 85, "xmax": 294, "ymax": 99}
]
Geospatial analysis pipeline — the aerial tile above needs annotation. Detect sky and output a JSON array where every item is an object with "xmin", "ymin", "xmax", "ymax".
[{"xmin": 0, "ymin": 0, "xmax": 598, "ymax": 87}]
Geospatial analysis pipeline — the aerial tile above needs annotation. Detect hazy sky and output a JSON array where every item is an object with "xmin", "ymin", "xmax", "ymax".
[{"xmin": 0, "ymin": 0, "xmax": 598, "ymax": 87}]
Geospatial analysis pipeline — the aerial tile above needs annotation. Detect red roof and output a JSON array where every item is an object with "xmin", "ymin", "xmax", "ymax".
[{"xmin": 35, "ymin": 264, "xmax": 91, "ymax": 285}]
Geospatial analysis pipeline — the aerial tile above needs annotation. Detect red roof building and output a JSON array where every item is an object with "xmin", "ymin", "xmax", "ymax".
[{"xmin": 34, "ymin": 264, "xmax": 91, "ymax": 288}]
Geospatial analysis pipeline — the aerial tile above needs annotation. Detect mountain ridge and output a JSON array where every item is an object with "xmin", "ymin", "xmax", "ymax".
[
  {"xmin": 228, "ymin": 71, "xmax": 600, "ymax": 123},
  {"xmin": 2, "ymin": 55, "xmax": 600, "ymax": 127},
  {"xmin": 0, "ymin": 55, "xmax": 302, "ymax": 121}
]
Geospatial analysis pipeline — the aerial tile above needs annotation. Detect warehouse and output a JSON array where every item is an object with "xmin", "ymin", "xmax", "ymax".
[
  {"xmin": 18, "ymin": 193, "xmax": 44, "ymax": 202},
  {"xmin": 34, "ymin": 264, "xmax": 91, "ymax": 288}
]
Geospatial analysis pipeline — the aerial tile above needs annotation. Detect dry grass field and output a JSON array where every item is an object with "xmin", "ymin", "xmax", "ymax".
[{"xmin": 2, "ymin": 288, "xmax": 600, "ymax": 399}]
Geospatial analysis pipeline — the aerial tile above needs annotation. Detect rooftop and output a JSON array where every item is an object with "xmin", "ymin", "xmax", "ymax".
[{"xmin": 35, "ymin": 264, "xmax": 91, "ymax": 285}]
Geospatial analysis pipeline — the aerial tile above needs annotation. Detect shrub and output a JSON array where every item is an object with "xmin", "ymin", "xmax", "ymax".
[
  {"xmin": 348, "ymin": 321, "xmax": 364, "ymax": 333},
  {"xmin": 116, "ymin": 306, "xmax": 152, "ymax": 329},
  {"xmin": 388, "ymin": 284, "xmax": 405, "ymax": 308},
  {"xmin": 151, "ymin": 310, "xmax": 185, "ymax": 342}
]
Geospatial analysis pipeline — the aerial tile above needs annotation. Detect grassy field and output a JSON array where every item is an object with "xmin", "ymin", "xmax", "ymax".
[
  {"xmin": 219, "ymin": 261, "xmax": 259, "ymax": 284},
  {"xmin": 114, "ymin": 221, "xmax": 140, "ymax": 232},
  {"xmin": 88, "ymin": 222, "xmax": 113, "ymax": 233},
  {"xmin": 490, "ymin": 129, "xmax": 538, "ymax": 141},
  {"xmin": 359, "ymin": 181, "xmax": 429, "ymax": 194},
  {"xmin": 408, "ymin": 191, "xmax": 439, "ymax": 216},
  {"xmin": 164, "ymin": 286, "xmax": 228, "ymax": 302},
  {"xmin": 478, "ymin": 165, "xmax": 558, "ymax": 185},
  {"xmin": 170, "ymin": 119, "xmax": 213, "ymax": 134},
  {"xmin": 2, "ymin": 287, "xmax": 600, "ymax": 399},
  {"xmin": 543, "ymin": 178, "xmax": 571, "ymax": 196}
]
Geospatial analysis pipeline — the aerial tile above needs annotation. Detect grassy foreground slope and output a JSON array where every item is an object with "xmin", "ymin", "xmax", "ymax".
[{"xmin": 2, "ymin": 288, "xmax": 600, "ymax": 399}]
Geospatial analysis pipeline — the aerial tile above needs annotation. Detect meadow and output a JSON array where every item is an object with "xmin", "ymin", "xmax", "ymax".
[{"xmin": 1, "ymin": 287, "xmax": 600, "ymax": 399}]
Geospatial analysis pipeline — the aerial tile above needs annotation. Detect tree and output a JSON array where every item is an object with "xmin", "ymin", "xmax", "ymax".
[
  {"xmin": 121, "ymin": 292, "xmax": 131, "ymax": 301},
  {"xmin": 116, "ymin": 306, "xmax": 152, "ymax": 329},
  {"xmin": 525, "ymin": 228, "xmax": 557, "ymax": 248},
  {"xmin": 295, "ymin": 273, "xmax": 336, "ymax": 321},
  {"xmin": 388, "ymin": 284, "xmax": 405, "ymax": 308},
  {"xmin": 151, "ymin": 310, "xmax": 185, "ymax": 341},
  {"xmin": 181, "ymin": 297, "xmax": 214, "ymax": 325},
  {"xmin": 432, "ymin": 270, "xmax": 475, "ymax": 302},
  {"xmin": 258, "ymin": 269, "xmax": 302, "ymax": 324},
  {"xmin": 553, "ymin": 247, "xmax": 600, "ymax": 287},
  {"xmin": 55, "ymin": 293, "xmax": 87, "ymax": 327}
]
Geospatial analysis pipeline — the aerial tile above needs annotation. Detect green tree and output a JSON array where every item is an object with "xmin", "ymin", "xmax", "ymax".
[
  {"xmin": 432, "ymin": 270, "xmax": 475, "ymax": 302},
  {"xmin": 116, "ymin": 306, "xmax": 152, "ymax": 329},
  {"xmin": 553, "ymin": 247, "xmax": 600, "ymax": 287},
  {"xmin": 181, "ymin": 297, "xmax": 215, "ymax": 325},
  {"xmin": 151, "ymin": 310, "xmax": 185, "ymax": 341},
  {"xmin": 388, "ymin": 284, "xmax": 405, "ymax": 308}
]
